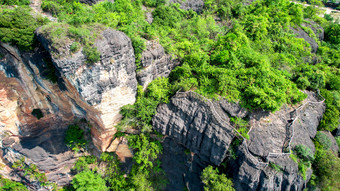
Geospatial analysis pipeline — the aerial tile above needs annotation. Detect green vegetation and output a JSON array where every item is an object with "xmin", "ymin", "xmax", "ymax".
[
  {"xmin": 201, "ymin": 166, "xmax": 235, "ymax": 191},
  {"xmin": 293, "ymin": 144, "xmax": 314, "ymax": 180},
  {"xmin": 0, "ymin": 7, "xmax": 49, "ymax": 50},
  {"xmin": 314, "ymin": 131, "xmax": 332, "ymax": 149},
  {"xmin": 311, "ymin": 133, "xmax": 340, "ymax": 190},
  {"xmin": 269, "ymin": 162, "xmax": 282, "ymax": 172},
  {"xmin": 65, "ymin": 124, "xmax": 87, "ymax": 152},
  {"xmin": 0, "ymin": 176, "xmax": 28, "ymax": 191},
  {"xmin": 12, "ymin": 158, "xmax": 49, "ymax": 186},
  {"xmin": 0, "ymin": 0, "xmax": 30, "ymax": 6},
  {"xmin": 230, "ymin": 117, "xmax": 250, "ymax": 140},
  {"xmin": 71, "ymin": 170, "xmax": 108, "ymax": 191}
]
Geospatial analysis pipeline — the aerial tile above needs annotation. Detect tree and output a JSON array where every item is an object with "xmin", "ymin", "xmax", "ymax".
[
  {"xmin": 71, "ymin": 170, "xmax": 108, "ymax": 191},
  {"xmin": 201, "ymin": 166, "xmax": 235, "ymax": 191}
]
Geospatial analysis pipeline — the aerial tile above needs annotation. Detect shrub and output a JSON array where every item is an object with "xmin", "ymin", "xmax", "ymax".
[
  {"xmin": 294, "ymin": 144, "xmax": 314, "ymax": 162},
  {"xmin": 71, "ymin": 170, "xmax": 108, "ymax": 191},
  {"xmin": 269, "ymin": 162, "xmax": 282, "ymax": 172},
  {"xmin": 83, "ymin": 45, "xmax": 101, "ymax": 64},
  {"xmin": 0, "ymin": 7, "xmax": 49, "ymax": 50},
  {"xmin": 201, "ymin": 166, "xmax": 235, "ymax": 191},
  {"xmin": 0, "ymin": 175, "xmax": 28, "ymax": 191},
  {"xmin": 0, "ymin": 0, "xmax": 30, "ymax": 5},
  {"xmin": 70, "ymin": 42, "xmax": 81, "ymax": 53},
  {"xmin": 314, "ymin": 131, "xmax": 332, "ymax": 150},
  {"xmin": 65, "ymin": 124, "xmax": 87, "ymax": 152}
]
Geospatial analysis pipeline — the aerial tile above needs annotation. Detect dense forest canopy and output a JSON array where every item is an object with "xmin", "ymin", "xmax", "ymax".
[{"xmin": 0, "ymin": 0, "xmax": 339, "ymax": 190}]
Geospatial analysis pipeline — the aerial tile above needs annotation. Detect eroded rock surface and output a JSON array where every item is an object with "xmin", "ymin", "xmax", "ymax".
[
  {"xmin": 291, "ymin": 20, "xmax": 324, "ymax": 53},
  {"xmin": 0, "ymin": 43, "xmax": 83, "ymax": 188},
  {"xmin": 160, "ymin": 137, "xmax": 207, "ymax": 191},
  {"xmin": 36, "ymin": 27, "xmax": 137, "ymax": 150},
  {"xmin": 137, "ymin": 41, "xmax": 180, "ymax": 89},
  {"xmin": 168, "ymin": 0, "xmax": 204, "ymax": 12},
  {"xmin": 153, "ymin": 91, "xmax": 238, "ymax": 165},
  {"xmin": 231, "ymin": 91, "xmax": 325, "ymax": 190}
]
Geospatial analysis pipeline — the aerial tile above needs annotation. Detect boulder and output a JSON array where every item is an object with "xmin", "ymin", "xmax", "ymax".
[
  {"xmin": 36, "ymin": 27, "xmax": 137, "ymax": 150},
  {"xmin": 137, "ymin": 41, "xmax": 180, "ymax": 89}
]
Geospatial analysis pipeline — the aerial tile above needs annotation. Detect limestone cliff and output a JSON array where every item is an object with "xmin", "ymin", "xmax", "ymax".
[
  {"xmin": 36, "ymin": 27, "xmax": 137, "ymax": 151},
  {"xmin": 137, "ymin": 41, "xmax": 180, "ymax": 89},
  {"xmin": 154, "ymin": 91, "xmax": 327, "ymax": 190},
  {"xmin": 0, "ymin": 43, "xmax": 83, "ymax": 188}
]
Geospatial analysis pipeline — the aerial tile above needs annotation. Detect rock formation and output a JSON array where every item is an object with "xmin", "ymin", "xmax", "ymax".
[
  {"xmin": 291, "ymin": 20, "xmax": 324, "ymax": 53},
  {"xmin": 154, "ymin": 90, "xmax": 327, "ymax": 190},
  {"xmin": 79, "ymin": 0, "xmax": 113, "ymax": 5},
  {"xmin": 0, "ymin": 42, "xmax": 83, "ymax": 188},
  {"xmin": 137, "ymin": 41, "xmax": 180, "ymax": 89},
  {"xmin": 168, "ymin": 0, "xmax": 204, "ymax": 12},
  {"xmin": 231, "ymin": 91, "xmax": 325, "ymax": 190},
  {"xmin": 36, "ymin": 27, "xmax": 137, "ymax": 151},
  {"xmin": 153, "ymin": 91, "xmax": 243, "ymax": 165}
]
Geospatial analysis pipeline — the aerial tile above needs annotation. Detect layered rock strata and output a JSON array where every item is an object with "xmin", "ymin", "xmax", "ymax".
[
  {"xmin": 137, "ymin": 41, "xmax": 180, "ymax": 89},
  {"xmin": 231, "ymin": 91, "xmax": 326, "ymax": 190},
  {"xmin": 0, "ymin": 43, "xmax": 83, "ymax": 187},
  {"xmin": 153, "ymin": 91, "xmax": 240, "ymax": 165},
  {"xmin": 36, "ymin": 28, "xmax": 137, "ymax": 150}
]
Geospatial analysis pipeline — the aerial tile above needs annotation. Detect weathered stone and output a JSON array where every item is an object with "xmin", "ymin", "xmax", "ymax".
[
  {"xmin": 168, "ymin": 0, "xmax": 204, "ymax": 12},
  {"xmin": 79, "ymin": 0, "xmax": 113, "ymax": 5},
  {"xmin": 153, "ymin": 91, "xmax": 236, "ymax": 165},
  {"xmin": 160, "ymin": 137, "xmax": 206, "ymax": 191},
  {"xmin": 0, "ymin": 43, "xmax": 84, "ymax": 188},
  {"xmin": 36, "ymin": 27, "xmax": 137, "ymax": 150},
  {"xmin": 291, "ymin": 21, "xmax": 324, "ymax": 53},
  {"xmin": 137, "ymin": 41, "xmax": 180, "ymax": 89},
  {"xmin": 231, "ymin": 91, "xmax": 325, "ymax": 190}
]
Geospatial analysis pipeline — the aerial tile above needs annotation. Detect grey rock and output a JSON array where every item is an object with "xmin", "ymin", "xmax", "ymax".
[
  {"xmin": 153, "ymin": 91, "xmax": 236, "ymax": 165},
  {"xmin": 36, "ymin": 28, "xmax": 137, "ymax": 106},
  {"xmin": 137, "ymin": 41, "xmax": 180, "ymax": 89},
  {"xmin": 232, "ymin": 91, "xmax": 325, "ymax": 190},
  {"xmin": 160, "ymin": 137, "xmax": 206, "ymax": 191},
  {"xmin": 168, "ymin": 0, "xmax": 204, "ymax": 13},
  {"xmin": 230, "ymin": 142, "xmax": 309, "ymax": 191},
  {"xmin": 291, "ymin": 21, "xmax": 324, "ymax": 53},
  {"xmin": 79, "ymin": 0, "xmax": 113, "ymax": 5},
  {"xmin": 36, "ymin": 27, "xmax": 137, "ymax": 149}
]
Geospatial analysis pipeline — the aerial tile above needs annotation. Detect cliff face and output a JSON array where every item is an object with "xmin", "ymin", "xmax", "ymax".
[
  {"xmin": 154, "ymin": 91, "xmax": 326, "ymax": 190},
  {"xmin": 0, "ymin": 43, "xmax": 82, "ymax": 188},
  {"xmin": 36, "ymin": 28, "xmax": 137, "ymax": 150},
  {"xmin": 231, "ymin": 91, "xmax": 325, "ymax": 190},
  {"xmin": 137, "ymin": 41, "xmax": 180, "ymax": 89},
  {"xmin": 153, "ymin": 91, "xmax": 243, "ymax": 165}
]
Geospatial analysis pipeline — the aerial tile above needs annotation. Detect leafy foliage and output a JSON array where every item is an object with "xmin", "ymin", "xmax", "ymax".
[
  {"xmin": 314, "ymin": 131, "xmax": 332, "ymax": 150},
  {"xmin": 201, "ymin": 166, "xmax": 235, "ymax": 191},
  {"xmin": 71, "ymin": 170, "xmax": 108, "ymax": 191},
  {"xmin": 0, "ymin": 7, "xmax": 49, "ymax": 50},
  {"xmin": 12, "ymin": 158, "xmax": 49, "ymax": 186},
  {"xmin": 65, "ymin": 124, "xmax": 87, "ymax": 152},
  {"xmin": 0, "ymin": 176, "xmax": 28, "ymax": 191}
]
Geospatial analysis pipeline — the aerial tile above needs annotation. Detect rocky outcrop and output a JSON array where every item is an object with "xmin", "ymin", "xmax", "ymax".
[
  {"xmin": 79, "ymin": 0, "xmax": 113, "ymax": 5},
  {"xmin": 168, "ymin": 0, "xmax": 204, "ymax": 12},
  {"xmin": 153, "ymin": 91, "xmax": 242, "ymax": 165},
  {"xmin": 36, "ymin": 27, "xmax": 137, "ymax": 150},
  {"xmin": 0, "ymin": 43, "xmax": 84, "ymax": 187},
  {"xmin": 231, "ymin": 91, "xmax": 325, "ymax": 190},
  {"xmin": 160, "ymin": 137, "xmax": 207, "ymax": 191},
  {"xmin": 291, "ymin": 20, "xmax": 324, "ymax": 53},
  {"xmin": 137, "ymin": 41, "xmax": 180, "ymax": 89}
]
